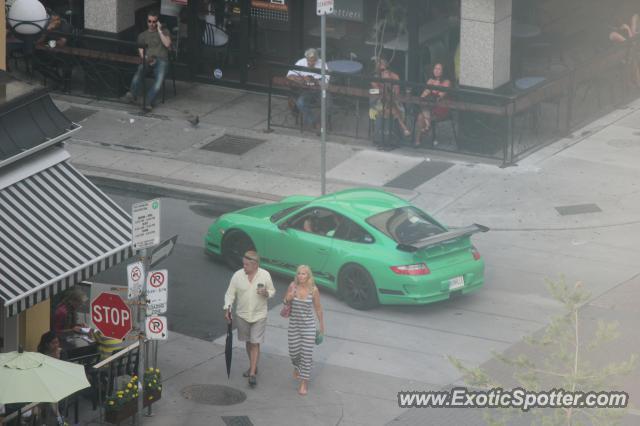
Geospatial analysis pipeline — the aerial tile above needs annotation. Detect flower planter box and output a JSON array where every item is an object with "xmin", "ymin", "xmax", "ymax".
[
  {"xmin": 105, "ymin": 390, "xmax": 161, "ymax": 424},
  {"xmin": 144, "ymin": 389, "xmax": 162, "ymax": 406}
]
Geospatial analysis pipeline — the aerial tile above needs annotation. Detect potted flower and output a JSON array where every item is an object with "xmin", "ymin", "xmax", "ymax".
[
  {"xmin": 143, "ymin": 367, "xmax": 162, "ymax": 403},
  {"xmin": 104, "ymin": 375, "xmax": 140, "ymax": 423}
]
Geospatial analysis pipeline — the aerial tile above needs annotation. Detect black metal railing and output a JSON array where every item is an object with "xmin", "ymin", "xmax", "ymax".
[{"xmin": 266, "ymin": 41, "xmax": 638, "ymax": 165}]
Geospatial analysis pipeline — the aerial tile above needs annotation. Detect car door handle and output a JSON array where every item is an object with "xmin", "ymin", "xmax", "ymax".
[{"xmin": 317, "ymin": 248, "xmax": 328, "ymax": 254}]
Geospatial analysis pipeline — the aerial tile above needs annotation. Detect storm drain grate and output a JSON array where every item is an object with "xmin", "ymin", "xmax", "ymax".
[
  {"xmin": 201, "ymin": 134, "xmax": 266, "ymax": 155},
  {"xmin": 222, "ymin": 416, "xmax": 253, "ymax": 426},
  {"xmin": 63, "ymin": 106, "xmax": 98, "ymax": 123},
  {"xmin": 555, "ymin": 203, "xmax": 602, "ymax": 216},
  {"xmin": 180, "ymin": 384, "xmax": 246, "ymax": 406},
  {"xmin": 385, "ymin": 160, "xmax": 453, "ymax": 190}
]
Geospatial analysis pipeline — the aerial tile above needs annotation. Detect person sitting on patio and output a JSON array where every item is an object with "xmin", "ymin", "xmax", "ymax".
[
  {"xmin": 609, "ymin": 13, "xmax": 638, "ymax": 42},
  {"xmin": 124, "ymin": 9, "xmax": 172, "ymax": 112},
  {"xmin": 413, "ymin": 63, "xmax": 451, "ymax": 147},
  {"xmin": 91, "ymin": 329, "xmax": 129, "ymax": 361},
  {"xmin": 37, "ymin": 331, "xmax": 65, "ymax": 425},
  {"xmin": 287, "ymin": 48, "xmax": 328, "ymax": 130},
  {"xmin": 609, "ymin": 13, "xmax": 640, "ymax": 86},
  {"xmin": 369, "ymin": 57, "xmax": 412, "ymax": 144},
  {"xmin": 40, "ymin": 13, "xmax": 73, "ymax": 47},
  {"xmin": 37, "ymin": 331, "xmax": 62, "ymax": 359}
]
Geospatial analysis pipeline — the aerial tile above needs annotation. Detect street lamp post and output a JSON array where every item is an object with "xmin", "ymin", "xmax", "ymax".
[
  {"xmin": 7, "ymin": 0, "xmax": 49, "ymax": 73},
  {"xmin": 8, "ymin": 0, "xmax": 49, "ymax": 37}
]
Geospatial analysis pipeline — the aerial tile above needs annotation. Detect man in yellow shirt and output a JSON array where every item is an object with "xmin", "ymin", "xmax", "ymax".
[{"xmin": 223, "ymin": 250, "xmax": 275, "ymax": 387}]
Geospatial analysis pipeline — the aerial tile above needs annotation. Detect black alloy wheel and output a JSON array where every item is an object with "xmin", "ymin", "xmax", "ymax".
[
  {"xmin": 222, "ymin": 231, "xmax": 254, "ymax": 270},
  {"xmin": 338, "ymin": 264, "xmax": 378, "ymax": 310}
]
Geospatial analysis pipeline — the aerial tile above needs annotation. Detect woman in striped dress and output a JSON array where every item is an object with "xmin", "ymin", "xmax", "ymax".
[{"xmin": 284, "ymin": 265, "xmax": 325, "ymax": 395}]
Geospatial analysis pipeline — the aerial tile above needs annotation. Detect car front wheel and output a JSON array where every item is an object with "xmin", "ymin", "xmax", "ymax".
[
  {"xmin": 338, "ymin": 264, "xmax": 378, "ymax": 310},
  {"xmin": 222, "ymin": 231, "xmax": 254, "ymax": 270}
]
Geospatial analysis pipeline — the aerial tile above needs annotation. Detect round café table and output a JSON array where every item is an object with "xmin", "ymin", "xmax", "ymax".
[{"xmin": 327, "ymin": 60, "xmax": 363, "ymax": 74}]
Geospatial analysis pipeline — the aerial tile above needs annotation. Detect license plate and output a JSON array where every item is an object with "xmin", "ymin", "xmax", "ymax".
[{"xmin": 448, "ymin": 276, "xmax": 464, "ymax": 291}]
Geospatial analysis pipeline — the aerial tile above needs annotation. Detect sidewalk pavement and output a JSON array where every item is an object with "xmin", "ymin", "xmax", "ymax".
[{"xmin": 55, "ymin": 81, "xmax": 640, "ymax": 425}]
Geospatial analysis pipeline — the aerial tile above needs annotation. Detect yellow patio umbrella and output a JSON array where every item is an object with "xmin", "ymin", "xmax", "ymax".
[{"xmin": 0, "ymin": 349, "xmax": 91, "ymax": 404}]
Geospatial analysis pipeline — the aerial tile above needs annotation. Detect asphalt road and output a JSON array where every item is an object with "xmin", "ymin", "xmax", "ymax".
[
  {"xmin": 93, "ymin": 185, "xmax": 291, "ymax": 341},
  {"xmin": 90, "ymin": 183, "xmax": 572, "ymax": 389}
]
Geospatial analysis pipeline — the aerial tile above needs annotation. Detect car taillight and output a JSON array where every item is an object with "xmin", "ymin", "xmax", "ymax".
[
  {"xmin": 471, "ymin": 246, "xmax": 481, "ymax": 260},
  {"xmin": 390, "ymin": 263, "xmax": 430, "ymax": 275}
]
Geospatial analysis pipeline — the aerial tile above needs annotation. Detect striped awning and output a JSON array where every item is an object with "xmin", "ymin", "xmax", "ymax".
[{"xmin": 0, "ymin": 149, "xmax": 134, "ymax": 317}]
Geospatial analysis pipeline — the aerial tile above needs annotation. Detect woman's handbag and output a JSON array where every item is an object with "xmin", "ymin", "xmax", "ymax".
[
  {"xmin": 315, "ymin": 329, "xmax": 324, "ymax": 345},
  {"xmin": 280, "ymin": 303, "xmax": 291, "ymax": 318},
  {"xmin": 280, "ymin": 283, "xmax": 295, "ymax": 318}
]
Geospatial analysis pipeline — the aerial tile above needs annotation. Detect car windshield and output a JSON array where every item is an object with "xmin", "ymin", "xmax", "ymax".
[
  {"xmin": 366, "ymin": 207, "xmax": 446, "ymax": 244},
  {"xmin": 270, "ymin": 203, "xmax": 308, "ymax": 223}
]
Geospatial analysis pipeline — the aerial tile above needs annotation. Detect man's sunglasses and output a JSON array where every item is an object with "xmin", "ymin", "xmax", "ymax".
[
  {"xmin": 243, "ymin": 256, "xmax": 258, "ymax": 263},
  {"xmin": 148, "ymin": 19, "xmax": 158, "ymax": 23}
]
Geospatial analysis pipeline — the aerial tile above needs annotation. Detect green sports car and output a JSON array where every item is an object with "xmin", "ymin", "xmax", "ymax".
[{"xmin": 204, "ymin": 188, "xmax": 488, "ymax": 310}]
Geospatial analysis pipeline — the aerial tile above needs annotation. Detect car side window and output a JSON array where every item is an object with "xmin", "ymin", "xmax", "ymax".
[
  {"xmin": 333, "ymin": 217, "xmax": 374, "ymax": 244},
  {"xmin": 288, "ymin": 208, "xmax": 331, "ymax": 235}
]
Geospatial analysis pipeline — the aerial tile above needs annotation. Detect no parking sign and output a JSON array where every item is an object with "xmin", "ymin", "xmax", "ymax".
[
  {"xmin": 146, "ymin": 316, "xmax": 168, "ymax": 340},
  {"xmin": 146, "ymin": 269, "xmax": 168, "ymax": 315}
]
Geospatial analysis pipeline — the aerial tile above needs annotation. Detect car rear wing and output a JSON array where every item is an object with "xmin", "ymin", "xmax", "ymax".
[{"xmin": 397, "ymin": 224, "xmax": 489, "ymax": 252}]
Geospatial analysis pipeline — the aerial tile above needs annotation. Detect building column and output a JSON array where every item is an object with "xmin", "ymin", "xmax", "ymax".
[
  {"xmin": 459, "ymin": 0, "xmax": 511, "ymax": 89},
  {"xmin": 84, "ymin": 0, "xmax": 136, "ymax": 34}
]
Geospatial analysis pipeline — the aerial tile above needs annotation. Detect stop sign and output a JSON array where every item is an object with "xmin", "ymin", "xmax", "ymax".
[{"xmin": 91, "ymin": 292, "xmax": 132, "ymax": 340}]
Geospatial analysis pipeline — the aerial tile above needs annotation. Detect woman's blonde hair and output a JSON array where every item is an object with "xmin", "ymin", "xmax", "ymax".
[{"xmin": 295, "ymin": 265, "xmax": 316, "ymax": 291}]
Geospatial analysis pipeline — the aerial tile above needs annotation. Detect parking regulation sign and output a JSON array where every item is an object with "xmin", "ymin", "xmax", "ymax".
[
  {"xmin": 146, "ymin": 269, "xmax": 168, "ymax": 315},
  {"xmin": 127, "ymin": 261, "xmax": 144, "ymax": 299},
  {"xmin": 317, "ymin": 0, "xmax": 334, "ymax": 15},
  {"xmin": 146, "ymin": 316, "xmax": 168, "ymax": 340},
  {"xmin": 132, "ymin": 199, "xmax": 161, "ymax": 250}
]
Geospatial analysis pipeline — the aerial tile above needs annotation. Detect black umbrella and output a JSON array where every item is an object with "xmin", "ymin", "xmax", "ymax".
[{"xmin": 225, "ymin": 320, "xmax": 233, "ymax": 379}]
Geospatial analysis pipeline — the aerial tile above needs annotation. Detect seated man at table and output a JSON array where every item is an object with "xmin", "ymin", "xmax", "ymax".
[
  {"xmin": 287, "ymin": 48, "xmax": 329, "ymax": 130},
  {"xmin": 40, "ymin": 13, "xmax": 73, "ymax": 47},
  {"xmin": 124, "ymin": 9, "xmax": 172, "ymax": 112}
]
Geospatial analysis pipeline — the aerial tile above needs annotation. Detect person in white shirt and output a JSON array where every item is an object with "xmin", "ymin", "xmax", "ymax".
[
  {"xmin": 287, "ymin": 48, "xmax": 329, "ymax": 129},
  {"xmin": 223, "ymin": 250, "xmax": 275, "ymax": 387}
]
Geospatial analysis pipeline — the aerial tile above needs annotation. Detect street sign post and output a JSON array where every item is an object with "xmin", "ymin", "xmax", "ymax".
[
  {"xmin": 317, "ymin": 0, "xmax": 332, "ymax": 195},
  {"xmin": 317, "ymin": 0, "xmax": 334, "ymax": 15},
  {"xmin": 127, "ymin": 261, "xmax": 145, "ymax": 299},
  {"xmin": 149, "ymin": 235, "xmax": 178, "ymax": 268},
  {"xmin": 132, "ymin": 199, "xmax": 161, "ymax": 250},
  {"xmin": 146, "ymin": 269, "xmax": 168, "ymax": 315},
  {"xmin": 145, "ymin": 316, "xmax": 168, "ymax": 340},
  {"xmin": 91, "ymin": 292, "xmax": 132, "ymax": 340}
]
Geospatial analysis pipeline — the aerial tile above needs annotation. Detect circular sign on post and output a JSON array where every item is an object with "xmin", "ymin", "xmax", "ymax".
[{"xmin": 91, "ymin": 292, "xmax": 132, "ymax": 340}]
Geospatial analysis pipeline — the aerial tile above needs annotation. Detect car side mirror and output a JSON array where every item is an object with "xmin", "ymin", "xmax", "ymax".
[{"xmin": 278, "ymin": 222, "xmax": 288, "ymax": 231}]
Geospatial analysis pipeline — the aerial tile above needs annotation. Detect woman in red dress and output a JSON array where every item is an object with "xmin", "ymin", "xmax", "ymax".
[{"xmin": 414, "ymin": 63, "xmax": 451, "ymax": 147}]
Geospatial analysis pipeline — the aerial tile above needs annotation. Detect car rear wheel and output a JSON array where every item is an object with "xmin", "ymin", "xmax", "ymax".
[
  {"xmin": 338, "ymin": 264, "xmax": 378, "ymax": 310},
  {"xmin": 222, "ymin": 231, "xmax": 254, "ymax": 270}
]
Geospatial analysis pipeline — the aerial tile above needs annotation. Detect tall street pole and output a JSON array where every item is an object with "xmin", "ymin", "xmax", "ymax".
[{"xmin": 320, "ymin": 13, "xmax": 327, "ymax": 195}]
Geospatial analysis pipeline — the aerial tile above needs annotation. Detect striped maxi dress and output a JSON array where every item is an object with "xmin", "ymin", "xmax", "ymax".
[{"xmin": 288, "ymin": 293, "xmax": 316, "ymax": 381}]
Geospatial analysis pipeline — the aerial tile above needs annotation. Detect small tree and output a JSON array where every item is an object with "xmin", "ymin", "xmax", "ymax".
[{"xmin": 449, "ymin": 279, "xmax": 637, "ymax": 426}]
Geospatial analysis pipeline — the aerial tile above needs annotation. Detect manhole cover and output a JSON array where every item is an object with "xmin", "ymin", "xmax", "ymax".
[
  {"xmin": 222, "ymin": 416, "xmax": 253, "ymax": 426},
  {"xmin": 181, "ymin": 384, "xmax": 246, "ymax": 406},
  {"xmin": 63, "ymin": 106, "xmax": 97, "ymax": 123},
  {"xmin": 200, "ymin": 134, "xmax": 266, "ymax": 155},
  {"xmin": 555, "ymin": 203, "xmax": 602, "ymax": 216}
]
